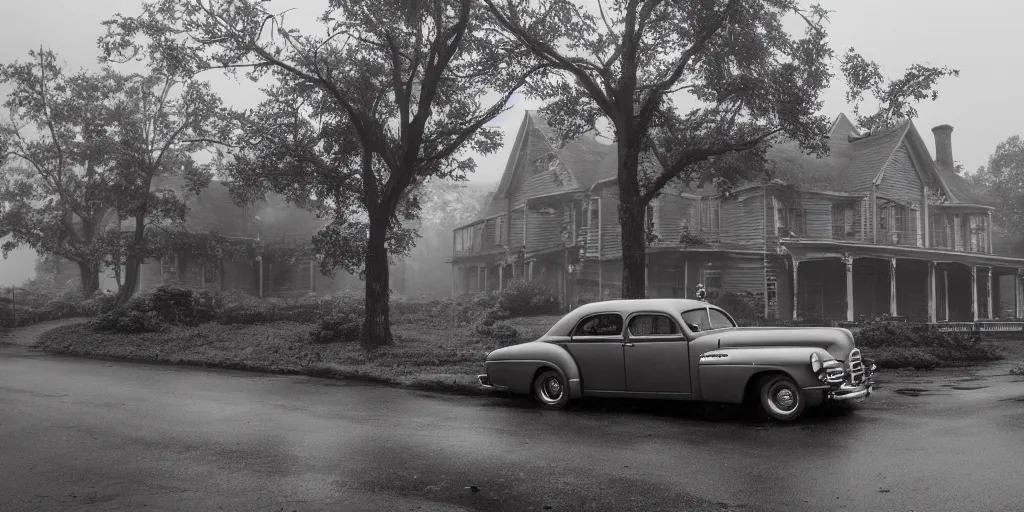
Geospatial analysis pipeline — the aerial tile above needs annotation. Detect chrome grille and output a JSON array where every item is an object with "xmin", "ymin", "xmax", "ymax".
[
  {"xmin": 848, "ymin": 348, "xmax": 865, "ymax": 384},
  {"xmin": 823, "ymin": 360, "xmax": 845, "ymax": 384}
]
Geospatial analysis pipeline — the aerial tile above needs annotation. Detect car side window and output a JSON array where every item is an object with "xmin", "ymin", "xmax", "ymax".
[
  {"xmin": 707, "ymin": 309, "xmax": 736, "ymax": 329},
  {"xmin": 680, "ymin": 309, "xmax": 710, "ymax": 332},
  {"xmin": 572, "ymin": 314, "xmax": 624, "ymax": 337},
  {"xmin": 627, "ymin": 314, "xmax": 680, "ymax": 336},
  {"xmin": 681, "ymin": 308, "xmax": 735, "ymax": 332}
]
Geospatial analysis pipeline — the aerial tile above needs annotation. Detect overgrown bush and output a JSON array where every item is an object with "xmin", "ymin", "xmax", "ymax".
[
  {"xmin": 92, "ymin": 286, "xmax": 220, "ymax": 333},
  {"xmin": 495, "ymin": 279, "xmax": 559, "ymax": 317},
  {"xmin": 474, "ymin": 321, "xmax": 520, "ymax": 345},
  {"xmin": 854, "ymin": 322, "xmax": 1002, "ymax": 368},
  {"xmin": 713, "ymin": 292, "xmax": 766, "ymax": 325},
  {"xmin": 309, "ymin": 313, "xmax": 362, "ymax": 344}
]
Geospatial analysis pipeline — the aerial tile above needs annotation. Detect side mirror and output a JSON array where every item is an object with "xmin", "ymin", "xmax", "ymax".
[{"xmin": 687, "ymin": 323, "xmax": 701, "ymax": 332}]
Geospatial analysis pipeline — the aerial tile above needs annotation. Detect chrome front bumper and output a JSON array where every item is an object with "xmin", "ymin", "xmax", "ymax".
[{"xmin": 828, "ymin": 381, "xmax": 874, "ymax": 401}]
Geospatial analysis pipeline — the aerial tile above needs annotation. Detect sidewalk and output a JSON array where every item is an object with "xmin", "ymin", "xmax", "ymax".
[{"xmin": 0, "ymin": 318, "xmax": 90, "ymax": 347}]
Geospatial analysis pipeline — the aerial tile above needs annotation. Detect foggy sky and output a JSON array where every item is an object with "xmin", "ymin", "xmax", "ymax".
[{"xmin": 2, "ymin": 0, "xmax": 1020, "ymax": 285}]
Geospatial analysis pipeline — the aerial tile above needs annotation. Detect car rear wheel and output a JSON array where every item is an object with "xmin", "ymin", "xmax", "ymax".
[
  {"xmin": 758, "ymin": 374, "xmax": 805, "ymax": 421},
  {"xmin": 533, "ymin": 369, "xmax": 570, "ymax": 410}
]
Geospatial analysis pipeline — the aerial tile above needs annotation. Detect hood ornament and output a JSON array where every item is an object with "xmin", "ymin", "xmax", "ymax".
[{"xmin": 695, "ymin": 283, "xmax": 707, "ymax": 302}]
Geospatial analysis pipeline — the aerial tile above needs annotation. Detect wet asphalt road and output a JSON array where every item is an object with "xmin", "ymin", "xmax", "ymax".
[{"xmin": 2, "ymin": 344, "xmax": 1024, "ymax": 512}]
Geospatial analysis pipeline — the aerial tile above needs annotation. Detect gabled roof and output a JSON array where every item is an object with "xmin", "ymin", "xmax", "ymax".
[
  {"xmin": 474, "ymin": 110, "xmax": 617, "ymax": 221},
  {"xmin": 834, "ymin": 120, "xmax": 911, "ymax": 192},
  {"xmin": 474, "ymin": 112, "xmax": 990, "ymax": 216}
]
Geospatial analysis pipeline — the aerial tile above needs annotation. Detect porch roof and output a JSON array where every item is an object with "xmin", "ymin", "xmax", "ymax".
[{"xmin": 781, "ymin": 239, "xmax": 1024, "ymax": 270}]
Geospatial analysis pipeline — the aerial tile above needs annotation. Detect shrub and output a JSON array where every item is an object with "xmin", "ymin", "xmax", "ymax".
[
  {"xmin": 1010, "ymin": 365, "xmax": 1024, "ymax": 376},
  {"xmin": 494, "ymin": 279, "xmax": 559, "ymax": 317},
  {"xmin": 474, "ymin": 321, "xmax": 520, "ymax": 344},
  {"xmin": 309, "ymin": 313, "xmax": 362, "ymax": 344},
  {"xmin": 92, "ymin": 286, "xmax": 219, "ymax": 333},
  {"xmin": 713, "ymin": 292, "xmax": 765, "ymax": 325},
  {"xmin": 854, "ymin": 322, "xmax": 1002, "ymax": 368}
]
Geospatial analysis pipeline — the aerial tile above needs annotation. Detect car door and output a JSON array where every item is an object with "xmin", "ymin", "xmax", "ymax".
[
  {"xmin": 622, "ymin": 312, "xmax": 691, "ymax": 394},
  {"xmin": 564, "ymin": 313, "xmax": 626, "ymax": 392}
]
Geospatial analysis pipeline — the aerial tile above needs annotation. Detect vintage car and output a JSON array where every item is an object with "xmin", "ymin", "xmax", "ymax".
[{"xmin": 477, "ymin": 297, "xmax": 876, "ymax": 421}]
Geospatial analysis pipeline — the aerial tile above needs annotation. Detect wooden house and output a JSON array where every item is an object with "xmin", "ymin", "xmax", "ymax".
[{"xmin": 450, "ymin": 111, "xmax": 1024, "ymax": 323}]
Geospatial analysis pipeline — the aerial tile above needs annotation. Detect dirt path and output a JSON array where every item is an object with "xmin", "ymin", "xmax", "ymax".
[{"xmin": 0, "ymin": 318, "xmax": 90, "ymax": 347}]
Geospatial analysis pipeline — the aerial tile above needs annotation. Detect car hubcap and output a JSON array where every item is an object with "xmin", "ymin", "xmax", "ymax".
[
  {"xmin": 776, "ymin": 389, "xmax": 795, "ymax": 409},
  {"xmin": 540, "ymin": 377, "xmax": 562, "ymax": 403},
  {"xmin": 767, "ymin": 381, "xmax": 799, "ymax": 415}
]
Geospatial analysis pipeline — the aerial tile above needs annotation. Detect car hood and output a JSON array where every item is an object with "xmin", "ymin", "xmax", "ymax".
[{"xmin": 695, "ymin": 327, "xmax": 856, "ymax": 361}]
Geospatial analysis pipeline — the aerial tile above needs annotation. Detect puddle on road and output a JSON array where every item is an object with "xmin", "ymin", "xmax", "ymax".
[
  {"xmin": 893, "ymin": 387, "xmax": 942, "ymax": 397},
  {"xmin": 998, "ymin": 396, "xmax": 1024, "ymax": 403}
]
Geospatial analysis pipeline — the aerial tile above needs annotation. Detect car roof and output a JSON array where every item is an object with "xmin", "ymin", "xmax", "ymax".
[
  {"xmin": 545, "ymin": 298, "xmax": 725, "ymax": 337},
  {"xmin": 572, "ymin": 298, "xmax": 713, "ymax": 316}
]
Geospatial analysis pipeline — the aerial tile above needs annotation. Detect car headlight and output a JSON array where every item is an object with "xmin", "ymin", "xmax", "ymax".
[{"xmin": 810, "ymin": 352, "xmax": 822, "ymax": 373}]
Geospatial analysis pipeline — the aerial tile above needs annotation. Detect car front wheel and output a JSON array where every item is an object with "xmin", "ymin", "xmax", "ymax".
[
  {"xmin": 758, "ymin": 374, "xmax": 805, "ymax": 421},
  {"xmin": 533, "ymin": 369, "xmax": 570, "ymax": 410}
]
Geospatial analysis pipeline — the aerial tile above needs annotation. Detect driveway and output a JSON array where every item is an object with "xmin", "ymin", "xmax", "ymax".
[{"xmin": 1, "ymin": 337, "xmax": 1023, "ymax": 511}]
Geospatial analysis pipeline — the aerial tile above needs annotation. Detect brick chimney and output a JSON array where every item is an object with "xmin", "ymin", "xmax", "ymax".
[{"xmin": 932, "ymin": 124, "xmax": 954, "ymax": 169}]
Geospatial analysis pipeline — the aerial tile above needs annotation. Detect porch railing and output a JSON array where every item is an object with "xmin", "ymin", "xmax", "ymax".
[{"xmin": 933, "ymin": 321, "xmax": 1024, "ymax": 333}]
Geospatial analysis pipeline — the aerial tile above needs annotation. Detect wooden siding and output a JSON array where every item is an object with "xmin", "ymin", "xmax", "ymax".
[
  {"xmin": 654, "ymin": 193, "xmax": 699, "ymax": 246},
  {"xmin": 717, "ymin": 257, "xmax": 766, "ymax": 295},
  {"xmin": 719, "ymin": 194, "xmax": 766, "ymax": 250},
  {"xmin": 508, "ymin": 124, "xmax": 571, "ymax": 209},
  {"xmin": 599, "ymin": 186, "xmax": 621, "ymax": 257},
  {"xmin": 801, "ymin": 195, "xmax": 833, "ymax": 240},
  {"xmin": 526, "ymin": 205, "xmax": 563, "ymax": 253},
  {"xmin": 509, "ymin": 206, "xmax": 526, "ymax": 249},
  {"xmin": 877, "ymin": 143, "xmax": 924, "ymax": 204}
]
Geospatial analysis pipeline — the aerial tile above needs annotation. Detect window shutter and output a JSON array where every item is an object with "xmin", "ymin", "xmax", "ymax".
[
  {"xmin": 860, "ymin": 197, "xmax": 868, "ymax": 241},
  {"xmin": 914, "ymin": 206, "xmax": 922, "ymax": 247}
]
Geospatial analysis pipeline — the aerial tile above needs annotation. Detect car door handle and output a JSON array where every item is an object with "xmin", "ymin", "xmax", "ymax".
[{"xmin": 622, "ymin": 342, "xmax": 634, "ymax": 347}]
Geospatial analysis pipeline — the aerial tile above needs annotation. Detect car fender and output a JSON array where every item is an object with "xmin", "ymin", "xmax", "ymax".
[
  {"xmin": 485, "ymin": 341, "xmax": 582, "ymax": 399},
  {"xmin": 696, "ymin": 346, "xmax": 827, "ymax": 404}
]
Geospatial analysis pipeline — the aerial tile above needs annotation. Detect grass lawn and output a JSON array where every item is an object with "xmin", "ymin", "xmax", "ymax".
[{"xmin": 35, "ymin": 315, "xmax": 561, "ymax": 395}]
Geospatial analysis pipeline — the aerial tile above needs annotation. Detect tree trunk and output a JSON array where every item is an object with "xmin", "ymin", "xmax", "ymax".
[
  {"xmin": 617, "ymin": 141, "xmax": 648, "ymax": 299},
  {"xmin": 77, "ymin": 260, "xmax": 101, "ymax": 298},
  {"xmin": 117, "ymin": 215, "xmax": 147, "ymax": 303},
  {"xmin": 362, "ymin": 214, "xmax": 392, "ymax": 349}
]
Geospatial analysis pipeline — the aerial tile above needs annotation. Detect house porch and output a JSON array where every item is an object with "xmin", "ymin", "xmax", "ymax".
[{"xmin": 783, "ymin": 241, "xmax": 1024, "ymax": 324}]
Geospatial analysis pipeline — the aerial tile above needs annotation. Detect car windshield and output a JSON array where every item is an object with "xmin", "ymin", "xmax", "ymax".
[{"xmin": 680, "ymin": 307, "xmax": 736, "ymax": 332}]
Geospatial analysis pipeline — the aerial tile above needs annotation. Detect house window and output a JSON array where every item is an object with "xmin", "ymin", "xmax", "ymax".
[
  {"xmin": 930, "ymin": 214, "xmax": 952, "ymax": 249},
  {"xmin": 699, "ymin": 197, "xmax": 720, "ymax": 232},
  {"xmin": 203, "ymin": 261, "xmax": 219, "ymax": 286},
  {"xmin": 878, "ymin": 204, "xmax": 909, "ymax": 244},
  {"xmin": 495, "ymin": 215, "xmax": 506, "ymax": 246},
  {"xmin": 831, "ymin": 203, "xmax": 855, "ymax": 239},
  {"xmin": 588, "ymin": 198, "xmax": 600, "ymax": 227},
  {"xmin": 778, "ymin": 208, "xmax": 806, "ymax": 237}
]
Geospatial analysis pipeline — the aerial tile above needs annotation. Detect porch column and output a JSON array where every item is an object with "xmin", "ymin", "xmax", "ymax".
[
  {"xmin": 484, "ymin": 266, "xmax": 490, "ymax": 293},
  {"xmin": 927, "ymin": 261, "xmax": 937, "ymax": 323},
  {"xmin": 942, "ymin": 270, "xmax": 950, "ymax": 321},
  {"xmin": 889, "ymin": 258, "xmax": 897, "ymax": 316},
  {"xmin": 528, "ymin": 260, "xmax": 534, "ymax": 281},
  {"xmin": 986, "ymin": 267, "xmax": 994, "ymax": 319},
  {"xmin": 843, "ymin": 255, "xmax": 854, "ymax": 322},
  {"xmin": 1017, "ymin": 270, "xmax": 1024, "ymax": 319},
  {"xmin": 971, "ymin": 266, "xmax": 979, "ymax": 322},
  {"xmin": 498, "ymin": 264, "xmax": 504, "ymax": 291},
  {"xmin": 683, "ymin": 260, "xmax": 689, "ymax": 299},
  {"xmin": 450, "ymin": 265, "xmax": 456, "ymax": 298},
  {"xmin": 943, "ymin": 269, "xmax": 950, "ymax": 322},
  {"xmin": 477, "ymin": 266, "xmax": 483, "ymax": 293},
  {"xmin": 792, "ymin": 259, "xmax": 800, "ymax": 321}
]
